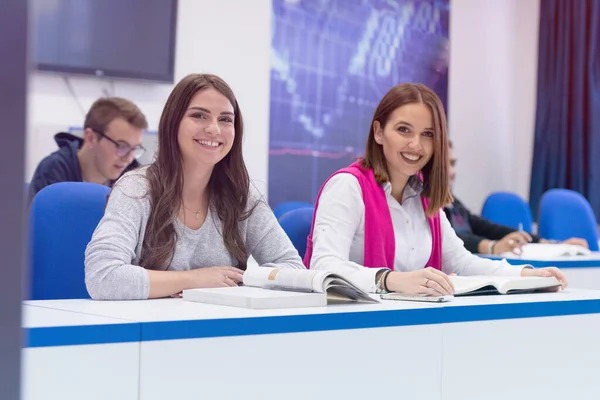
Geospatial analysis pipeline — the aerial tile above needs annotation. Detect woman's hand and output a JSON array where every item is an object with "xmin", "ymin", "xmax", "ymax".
[
  {"xmin": 493, "ymin": 231, "xmax": 533, "ymax": 255},
  {"xmin": 561, "ymin": 237, "xmax": 589, "ymax": 248},
  {"xmin": 540, "ymin": 237, "xmax": 589, "ymax": 248},
  {"xmin": 520, "ymin": 266, "xmax": 568, "ymax": 290},
  {"xmin": 385, "ymin": 267, "xmax": 455, "ymax": 296},
  {"xmin": 185, "ymin": 266, "xmax": 244, "ymax": 289}
]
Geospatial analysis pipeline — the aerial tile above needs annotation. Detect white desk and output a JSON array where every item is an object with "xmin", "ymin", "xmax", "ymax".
[
  {"xmin": 22, "ymin": 305, "xmax": 140, "ymax": 400},
  {"xmin": 24, "ymin": 290, "xmax": 600, "ymax": 400},
  {"xmin": 482, "ymin": 253, "xmax": 600, "ymax": 290}
]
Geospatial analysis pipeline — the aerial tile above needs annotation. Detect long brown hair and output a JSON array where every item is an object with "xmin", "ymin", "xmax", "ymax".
[
  {"xmin": 140, "ymin": 74, "xmax": 252, "ymax": 270},
  {"xmin": 360, "ymin": 83, "xmax": 452, "ymax": 216}
]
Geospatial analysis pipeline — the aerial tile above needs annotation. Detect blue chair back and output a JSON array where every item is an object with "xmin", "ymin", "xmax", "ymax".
[
  {"xmin": 273, "ymin": 201, "xmax": 312, "ymax": 220},
  {"xmin": 538, "ymin": 189, "xmax": 599, "ymax": 251},
  {"xmin": 28, "ymin": 182, "xmax": 111, "ymax": 300},
  {"xmin": 481, "ymin": 192, "xmax": 533, "ymax": 232},
  {"xmin": 278, "ymin": 207, "xmax": 314, "ymax": 259}
]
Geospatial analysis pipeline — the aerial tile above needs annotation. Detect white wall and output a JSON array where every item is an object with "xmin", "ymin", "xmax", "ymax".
[
  {"xmin": 26, "ymin": 0, "xmax": 271, "ymax": 195},
  {"xmin": 448, "ymin": 0, "xmax": 540, "ymax": 213}
]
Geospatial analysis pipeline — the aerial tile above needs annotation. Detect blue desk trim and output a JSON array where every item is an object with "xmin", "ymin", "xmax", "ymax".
[
  {"xmin": 140, "ymin": 299, "xmax": 600, "ymax": 342},
  {"xmin": 25, "ymin": 323, "xmax": 140, "ymax": 348},
  {"xmin": 482, "ymin": 256, "xmax": 600, "ymax": 269},
  {"xmin": 24, "ymin": 299, "xmax": 600, "ymax": 347}
]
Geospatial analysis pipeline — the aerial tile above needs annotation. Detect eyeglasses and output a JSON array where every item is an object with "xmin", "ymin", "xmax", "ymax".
[{"xmin": 92, "ymin": 129, "xmax": 146, "ymax": 159}]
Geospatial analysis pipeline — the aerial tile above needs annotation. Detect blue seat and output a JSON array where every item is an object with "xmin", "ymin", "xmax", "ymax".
[
  {"xmin": 278, "ymin": 207, "xmax": 314, "ymax": 259},
  {"xmin": 481, "ymin": 192, "xmax": 534, "ymax": 233},
  {"xmin": 273, "ymin": 201, "xmax": 312, "ymax": 220},
  {"xmin": 28, "ymin": 182, "xmax": 111, "ymax": 300},
  {"xmin": 538, "ymin": 189, "xmax": 599, "ymax": 251}
]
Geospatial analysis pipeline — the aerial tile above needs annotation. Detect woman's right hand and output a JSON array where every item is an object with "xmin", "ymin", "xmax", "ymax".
[
  {"xmin": 385, "ymin": 267, "xmax": 455, "ymax": 296},
  {"xmin": 493, "ymin": 231, "xmax": 533, "ymax": 255},
  {"xmin": 185, "ymin": 266, "xmax": 244, "ymax": 289}
]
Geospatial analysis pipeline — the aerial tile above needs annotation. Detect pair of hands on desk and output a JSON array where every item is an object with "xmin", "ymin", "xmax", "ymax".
[
  {"xmin": 384, "ymin": 266, "xmax": 568, "ymax": 297},
  {"xmin": 491, "ymin": 231, "xmax": 588, "ymax": 255}
]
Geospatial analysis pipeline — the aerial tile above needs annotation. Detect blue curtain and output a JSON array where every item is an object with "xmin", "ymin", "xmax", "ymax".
[{"xmin": 529, "ymin": 0, "xmax": 600, "ymax": 219}]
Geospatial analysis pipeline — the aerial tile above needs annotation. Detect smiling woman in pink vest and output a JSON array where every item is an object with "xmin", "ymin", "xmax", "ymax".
[{"xmin": 304, "ymin": 83, "xmax": 567, "ymax": 296}]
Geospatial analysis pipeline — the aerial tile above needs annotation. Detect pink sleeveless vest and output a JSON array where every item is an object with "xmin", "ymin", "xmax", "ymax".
[{"xmin": 303, "ymin": 162, "xmax": 442, "ymax": 270}]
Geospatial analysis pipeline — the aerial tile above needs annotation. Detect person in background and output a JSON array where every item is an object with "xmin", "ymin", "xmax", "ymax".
[
  {"xmin": 304, "ymin": 83, "xmax": 567, "ymax": 296},
  {"xmin": 85, "ymin": 74, "xmax": 305, "ymax": 300},
  {"xmin": 444, "ymin": 141, "xmax": 588, "ymax": 255},
  {"xmin": 27, "ymin": 97, "xmax": 148, "ymax": 202}
]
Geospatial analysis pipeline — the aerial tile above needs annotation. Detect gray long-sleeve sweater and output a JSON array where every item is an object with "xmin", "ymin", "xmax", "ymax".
[{"xmin": 84, "ymin": 167, "xmax": 305, "ymax": 300}]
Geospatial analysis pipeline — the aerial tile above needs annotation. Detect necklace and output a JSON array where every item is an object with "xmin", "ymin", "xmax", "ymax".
[{"xmin": 183, "ymin": 204, "xmax": 202, "ymax": 220}]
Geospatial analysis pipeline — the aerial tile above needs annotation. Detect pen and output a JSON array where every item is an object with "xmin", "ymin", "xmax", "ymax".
[
  {"xmin": 512, "ymin": 222, "xmax": 525, "ymax": 255},
  {"xmin": 518, "ymin": 222, "xmax": 529, "ymax": 242}
]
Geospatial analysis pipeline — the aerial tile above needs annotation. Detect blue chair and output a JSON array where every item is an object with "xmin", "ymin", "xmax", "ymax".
[
  {"xmin": 28, "ymin": 182, "xmax": 111, "ymax": 300},
  {"xmin": 273, "ymin": 201, "xmax": 312, "ymax": 220},
  {"xmin": 538, "ymin": 189, "xmax": 599, "ymax": 251},
  {"xmin": 278, "ymin": 207, "xmax": 314, "ymax": 259},
  {"xmin": 481, "ymin": 192, "xmax": 534, "ymax": 233}
]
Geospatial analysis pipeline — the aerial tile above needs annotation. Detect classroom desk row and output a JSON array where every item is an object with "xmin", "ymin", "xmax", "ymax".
[{"xmin": 23, "ymin": 289, "xmax": 600, "ymax": 400}]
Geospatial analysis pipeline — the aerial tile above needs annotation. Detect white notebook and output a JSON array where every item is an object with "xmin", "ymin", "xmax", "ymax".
[
  {"xmin": 183, "ymin": 286, "xmax": 326, "ymax": 309},
  {"xmin": 450, "ymin": 275, "xmax": 562, "ymax": 295},
  {"xmin": 502, "ymin": 243, "xmax": 591, "ymax": 259},
  {"xmin": 183, "ymin": 267, "xmax": 378, "ymax": 309}
]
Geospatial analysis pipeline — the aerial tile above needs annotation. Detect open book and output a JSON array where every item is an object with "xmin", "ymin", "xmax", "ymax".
[
  {"xmin": 380, "ymin": 275, "xmax": 562, "ymax": 302},
  {"xmin": 182, "ymin": 267, "xmax": 378, "ymax": 309},
  {"xmin": 450, "ymin": 275, "xmax": 562, "ymax": 296},
  {"xmin": 501, "ymin": 243, "xmax": 591, "ymax": 259}
]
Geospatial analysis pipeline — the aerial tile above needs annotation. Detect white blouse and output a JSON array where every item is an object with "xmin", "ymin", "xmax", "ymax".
[{"xmin": 309, "ymin": 173, "xmax": 526, "ymax": 293}]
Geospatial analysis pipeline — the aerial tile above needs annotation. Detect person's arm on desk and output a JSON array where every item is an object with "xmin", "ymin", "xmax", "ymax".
[
  {"xmin": 147, "ymin": 267, "xmax": 244, "ymax": 299},
  {"xmin": 539, "ymin": 237, "xmax": 590, "ymax": 248},
  {"xmin": 480, "ymin": 231, "xmax": 533, "ymax": 255},
  {"xmin": 439, "ymin": 214, "xmax": 569, "ymax": 289},
  {"xmin": 440, "ymin": 212, "xmax": 530, "ymax": 277},
  {"xmin": 84, "ymin": 175, "xmax": 154, "ymax": 300},
  {"xmin": 458, "ymin": 208, "xmax": 534, "ymax": 254},
  {"xmin": 520, "ymin": 267, "xmax": 568, "ymax": 289},
  {"xmin": 84, "ymin": 175, "xmax": 244, "ymax": 300}
]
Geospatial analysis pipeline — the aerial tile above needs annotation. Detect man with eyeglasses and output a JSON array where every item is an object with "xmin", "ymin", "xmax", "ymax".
[{"xmin": 28, "ymin": 97, "xmax": 148, "ymax": 203}]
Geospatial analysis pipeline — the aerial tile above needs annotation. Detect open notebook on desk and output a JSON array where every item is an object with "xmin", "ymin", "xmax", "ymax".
[
  {"xmin": 450, "ymin": 275, "xmax": 562, "ymax": 296},
  {"xmin": 183, "ymin": 267, "xmax": 378, "ymax": 309},
  {"xmin": 381, "ymin": 275, "xmax": 562, "ymax": 302},
  {"xmin": 501, "ymin": 243, "xmax": 591, "ymax": 260}
]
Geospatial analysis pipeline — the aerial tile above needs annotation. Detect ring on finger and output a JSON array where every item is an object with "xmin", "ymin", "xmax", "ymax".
[{"xmin": 424, "ymin": 278, "xmax": 430, "ymax": 287}]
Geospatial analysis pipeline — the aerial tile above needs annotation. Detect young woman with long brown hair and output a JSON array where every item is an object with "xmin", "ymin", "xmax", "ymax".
[
  {"xmin": 85, "ymin": 74, "xmax": 304, "ymax": 300},
  {"xmin": 304, "ymin": 83, "xmax": 567, "ymax": 295}
]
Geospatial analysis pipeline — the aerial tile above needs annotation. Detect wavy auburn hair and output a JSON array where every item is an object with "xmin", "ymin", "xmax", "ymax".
[
  {"xmin": 139, "ymin": 74, "xmax": 251, "ymax": 270},
  {"xmin": 360, "ymin": 83, "xmax": 452, "ymax": 216}
]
